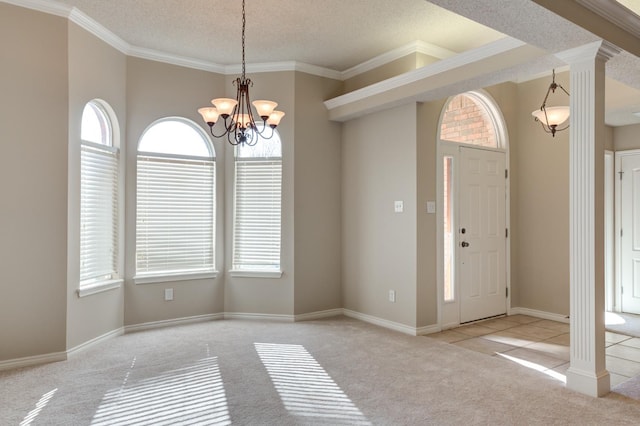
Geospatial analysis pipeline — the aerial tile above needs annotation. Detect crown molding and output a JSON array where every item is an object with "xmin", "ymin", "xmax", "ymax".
[
  {"xmin": 224, "ymin": 61, "xmax": 342, "ymax": 80},
  {"xmin": 576, "ymin": 0, "xmax": 640, "ymax": 40},
  {"xmin": 3, "ymin": 0, "xmax": 494, "ymax": 84},
  {"xmin": 128, "ymin": 46, "xmax": 225, "ymax": 73},
  {"xmin": 325, "ymin": 37, "xmax": 525, "ymax": 110},
  {"xmin": 341, "ymin": 40, "xmax": 457, "ymax": 80},
  {"xmin": 68, "ymin": 7, "xmax": 129, "ymax": 54}
]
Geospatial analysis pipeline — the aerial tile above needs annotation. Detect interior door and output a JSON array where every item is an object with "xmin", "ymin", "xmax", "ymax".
[
  {"xmin": 459, "ymin": 147, "xmax": 506, "ymax": 323},
  {"xmin": 620, "ymin": 154, "xmax": 640, "ymax": 314}
]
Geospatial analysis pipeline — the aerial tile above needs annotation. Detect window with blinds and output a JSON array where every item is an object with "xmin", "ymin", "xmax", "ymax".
[
  {"xmin": 80, "ymin": 101, "xmax": 119, "ymax": 287},
  {"xmin": 232, "ymin": 132, "xmax": 282, "ymax": 271},
  {"xmin": 135, "ymin": 119, "xmax": 216, "ymax": 277}
]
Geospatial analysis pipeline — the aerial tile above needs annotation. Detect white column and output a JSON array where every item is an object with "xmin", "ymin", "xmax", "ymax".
[{"xmin": 558, "ymin": 41, "xmax": 619, "ymax": 397}]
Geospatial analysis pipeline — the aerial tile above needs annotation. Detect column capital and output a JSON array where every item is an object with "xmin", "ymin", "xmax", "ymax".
[{"xmin": 556, "ymin": 40, "xmax": 621, "ymax": 65}]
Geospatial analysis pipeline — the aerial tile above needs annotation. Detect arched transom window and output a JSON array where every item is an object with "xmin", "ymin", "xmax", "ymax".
[{"xmin": 440, "ymin": 93, "xmax": 498, "ymax": 148}]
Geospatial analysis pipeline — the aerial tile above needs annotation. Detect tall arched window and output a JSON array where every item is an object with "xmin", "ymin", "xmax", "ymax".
[
  {"xmin": 136, "ymin": 118, "xmax": 216, "ymax": 278},
  {"xmin": 232, "ymin": 131, "xmax": 282, "ymax": 274},
  {"xmin": 80, "ymin": 100, "xmax": 119, "ymax": 288}
]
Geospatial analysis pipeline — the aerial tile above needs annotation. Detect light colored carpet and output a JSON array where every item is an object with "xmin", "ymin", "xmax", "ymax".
[{"xmin": 2, "ymin": 316, "xmax": 640, "ymax": 425}]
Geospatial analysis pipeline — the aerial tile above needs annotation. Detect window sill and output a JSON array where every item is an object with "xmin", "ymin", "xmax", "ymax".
[
  {"xmin": 229, "ymin": 270, "xmax": 283, "ymax": 279},
  {"xmin": 133, "ymin": 270, "xmax": 218, "ymax": 285},
  {"xmin": 77, "ymin": 279, "xmax": 123, "ymax": 298}
]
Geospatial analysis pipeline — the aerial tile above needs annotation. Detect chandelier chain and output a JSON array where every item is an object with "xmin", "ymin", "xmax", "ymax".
[{"xmin": 241, "ymin": 0, "xmax": 246, "ymax": 79}]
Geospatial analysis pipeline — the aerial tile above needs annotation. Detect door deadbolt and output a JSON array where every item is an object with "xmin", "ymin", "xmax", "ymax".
[
  {"xmin": 461, "ymin": 228, "xmax": 466, "ymax": 234},
  {"xmin": 461, "ymin": 241, "xmax": 470, "ymax": 247}
]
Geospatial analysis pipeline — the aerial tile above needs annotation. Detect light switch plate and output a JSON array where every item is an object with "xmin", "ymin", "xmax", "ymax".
[
  {"xmin": 164, "ymin": 288, "xmax": 174, "ymax": 301},
  {"xmin": 394, "ymin": 201, "xmax": 404, "ymax": 213},
  {"xmin": 426, "ymin": 201, "xmax": 436, "ymax": 214}
]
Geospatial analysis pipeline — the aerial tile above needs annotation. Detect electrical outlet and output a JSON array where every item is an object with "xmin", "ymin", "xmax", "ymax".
[
  {"xmin": 394, "ymin": 201, "xmax": 404, "ymax": 213},
  {"xmin": 164, "ymin": 288, "xmax": 174, "ymax": 301},
  {"xmin": 389, "ymin": 290, "xmax": 396, "ymax": 303}
]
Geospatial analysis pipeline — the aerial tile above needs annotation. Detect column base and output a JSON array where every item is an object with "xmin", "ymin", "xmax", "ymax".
[{"xmin": 566, "ymin": 366, "xmax": 610, "ymax": 397}]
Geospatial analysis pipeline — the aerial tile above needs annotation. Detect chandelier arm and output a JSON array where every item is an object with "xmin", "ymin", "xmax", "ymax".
[
  {"xmin": 256, "ymin": 123, "xmax": 276, "ymax": 139},
  {"xmin": 206, "ymin": 117, "xmax": 234, "ymax": 139},
  {"xmin": 540, "ymin": 86, "xmax": 553, "ymax": 110},
  {"xmin": 557, "ymin": 83, "xmax": 570, "ymax": 97}
]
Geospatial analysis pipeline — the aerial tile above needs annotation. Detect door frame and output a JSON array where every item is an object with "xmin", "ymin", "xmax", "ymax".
[
  {"xmin": 604, "ymin": 150, "xmax": 613, "ymax": 312},
  {"xmin": 436, "ymin": 90, "xmax": 511, "ymax": 329},
  {"xmin": 614, "ymin": 149, "xmax": 640, "ymax": 313}
]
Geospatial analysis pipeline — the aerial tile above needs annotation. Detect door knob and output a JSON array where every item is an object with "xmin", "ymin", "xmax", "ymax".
[{"xmin": 461, "ymin": 241, "xmax": 469, "ymax": 247}]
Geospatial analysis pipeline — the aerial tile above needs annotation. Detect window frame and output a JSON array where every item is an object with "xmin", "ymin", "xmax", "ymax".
[
  {"xmin": 134, "ymin": 117, "xmax": 218, "ymax": 284},
  {"xmin": 78, "ymin": 100, "xmax": 122, "ymax": 297},
  {"xmin": 230, "ymin": 130, "xmax": 283, "ymax": 278}
]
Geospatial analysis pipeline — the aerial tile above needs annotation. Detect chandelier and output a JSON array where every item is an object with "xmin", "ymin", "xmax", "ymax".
[
  {"xmin": 198, "ymin": 0, "xmax": 284, "ymax": 146},
  {"xmin": 531, "ymin": 69, "xmax": 570, "ymax": 137}
]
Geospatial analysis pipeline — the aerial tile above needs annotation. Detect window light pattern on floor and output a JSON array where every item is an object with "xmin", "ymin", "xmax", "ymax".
[
  {"xmin": 20, "ymin": 388, "xmax": 57, "ymax": 426},
  {"xmin": 255, "ymin": 342, "xmax": 370, "ymax": 425},
  {"xmin": 91, "ymin": 356, "xmax": 230, "ymax": 426}
]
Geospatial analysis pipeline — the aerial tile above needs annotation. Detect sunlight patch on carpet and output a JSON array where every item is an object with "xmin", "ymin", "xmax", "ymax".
[
  {"xmin": 90, "ymin": 357, "xmax": 230, "ymax": 426},
  {"xmin": 255, "ymin": 342, "xmax": 371, "ymax": 425},
  {"xmin": 497, "ymin": 353, "xmax": 566, "ymax": 383},
  {"xmin": 20, "ymin": 388, "xmax": 57, "ymax": 426}
]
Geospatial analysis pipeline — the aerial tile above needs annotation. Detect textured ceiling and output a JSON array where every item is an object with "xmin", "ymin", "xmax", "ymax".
[
  {"xmin": 42, "ymin": 0, "xmax": 640, "ymax": 125},
  {"xmin": 54, "ymin": 0, "xmax": 504, "ymax": 70}
]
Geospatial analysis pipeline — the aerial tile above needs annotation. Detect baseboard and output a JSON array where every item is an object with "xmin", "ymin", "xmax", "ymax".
[
  {"xmin": 67, "ymin": 327, "xmax": 124, "ymax": 358},
  {"xmin": 0, "ymin": 351, "xmax": 67, "ymax": 372},
  {"xmin": 223, "ymin": 312, "xmax": 294, "ymax": 322},
  {"xmin": 294, "ymin": 308, "xmax": 343, "ymax": 322},
  {"xmin": 124, "ymin": 313, "xmax": 224, "ymax": 333},
  {"xmin": 510, "ymin": 307, "xmax": 570, "ymax": 324},
  {"xmin": 416, "ymin": 324, "xmax": 442, "ymax": 335},
  {"xmin": 343, "ymin": 309, "xmax": 419, "ymax": 336}
]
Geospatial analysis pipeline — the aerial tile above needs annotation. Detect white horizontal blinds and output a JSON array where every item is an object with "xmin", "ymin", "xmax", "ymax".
[
  {"xmin": 136, "ymin": 154, "xmax": 215, "ymax": 275},
  {"xmin": 233, "ymin": 135, "xmax": 282, "ymax": 270},
  {"xmin": 80, "ymin": 143, "xmax": 119, "ymax": 285},
  {"xmin": 136, "ymin": 118, "xmax": 216, "ymax": 276}
]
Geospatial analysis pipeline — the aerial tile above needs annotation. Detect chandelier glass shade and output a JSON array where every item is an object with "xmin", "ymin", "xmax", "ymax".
[
  {"xmin": 198, "ymin": 0, "xmax": 284, "ymax": 146},
  {"xmin": 531, "ymin": 69, "xmax": 570, "ymax": 137}
]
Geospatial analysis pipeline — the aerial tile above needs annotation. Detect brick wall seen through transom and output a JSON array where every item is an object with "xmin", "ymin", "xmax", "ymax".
[{"xmin": 440, "ymin": 94, "xmax": 497, "ymax": 148}]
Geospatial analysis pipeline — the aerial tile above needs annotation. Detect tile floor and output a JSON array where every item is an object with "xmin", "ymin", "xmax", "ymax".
[{"xmin": 427, "ymin": 315, "xmax": 640, "ymax": 388}]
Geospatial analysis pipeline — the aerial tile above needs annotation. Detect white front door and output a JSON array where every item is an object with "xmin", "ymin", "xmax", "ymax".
[
  {"xmin": 459, "ymin": 147, "xmax": 507, "ymax": 323},
  {"xmin": 620, "ymin": 154, "xmax": 640, "ymax": 314}
]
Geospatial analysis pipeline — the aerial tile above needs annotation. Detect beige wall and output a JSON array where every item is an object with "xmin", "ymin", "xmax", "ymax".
[
  {"xmin": 342, "ymin": 103, "xmax": 418, "ymax": 327},
  {"xmin": 416, "ymin": 101, "xmax": 442, "ymax": 327},
  {"xmin": 0, "ymin": 5, "xmax": 69, "ymax": 360},
  {"xmin": 222, "ymin": 71, "xmax": 296, "ymax": 315},
  {"xmin": 293, "ymin": 73, "xmax": 343, "ymax": 315},
  {"xmin": 125, "ymin": 58, "xmax": 226, "ymax": 325},
  {"xmin": 614, "ymin": 124, "xmax": 640, "ymax": 151},
  {"xmin": 514, "ymin": 72, "xmax": 571, "ymax": 315},
  {"xmin": 66, "ymin": 23, "xmax": 127, "ymax": 350},
  {"xmin": 344, "ymin": 53, "xmax": 440, "ymax": 93}
]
